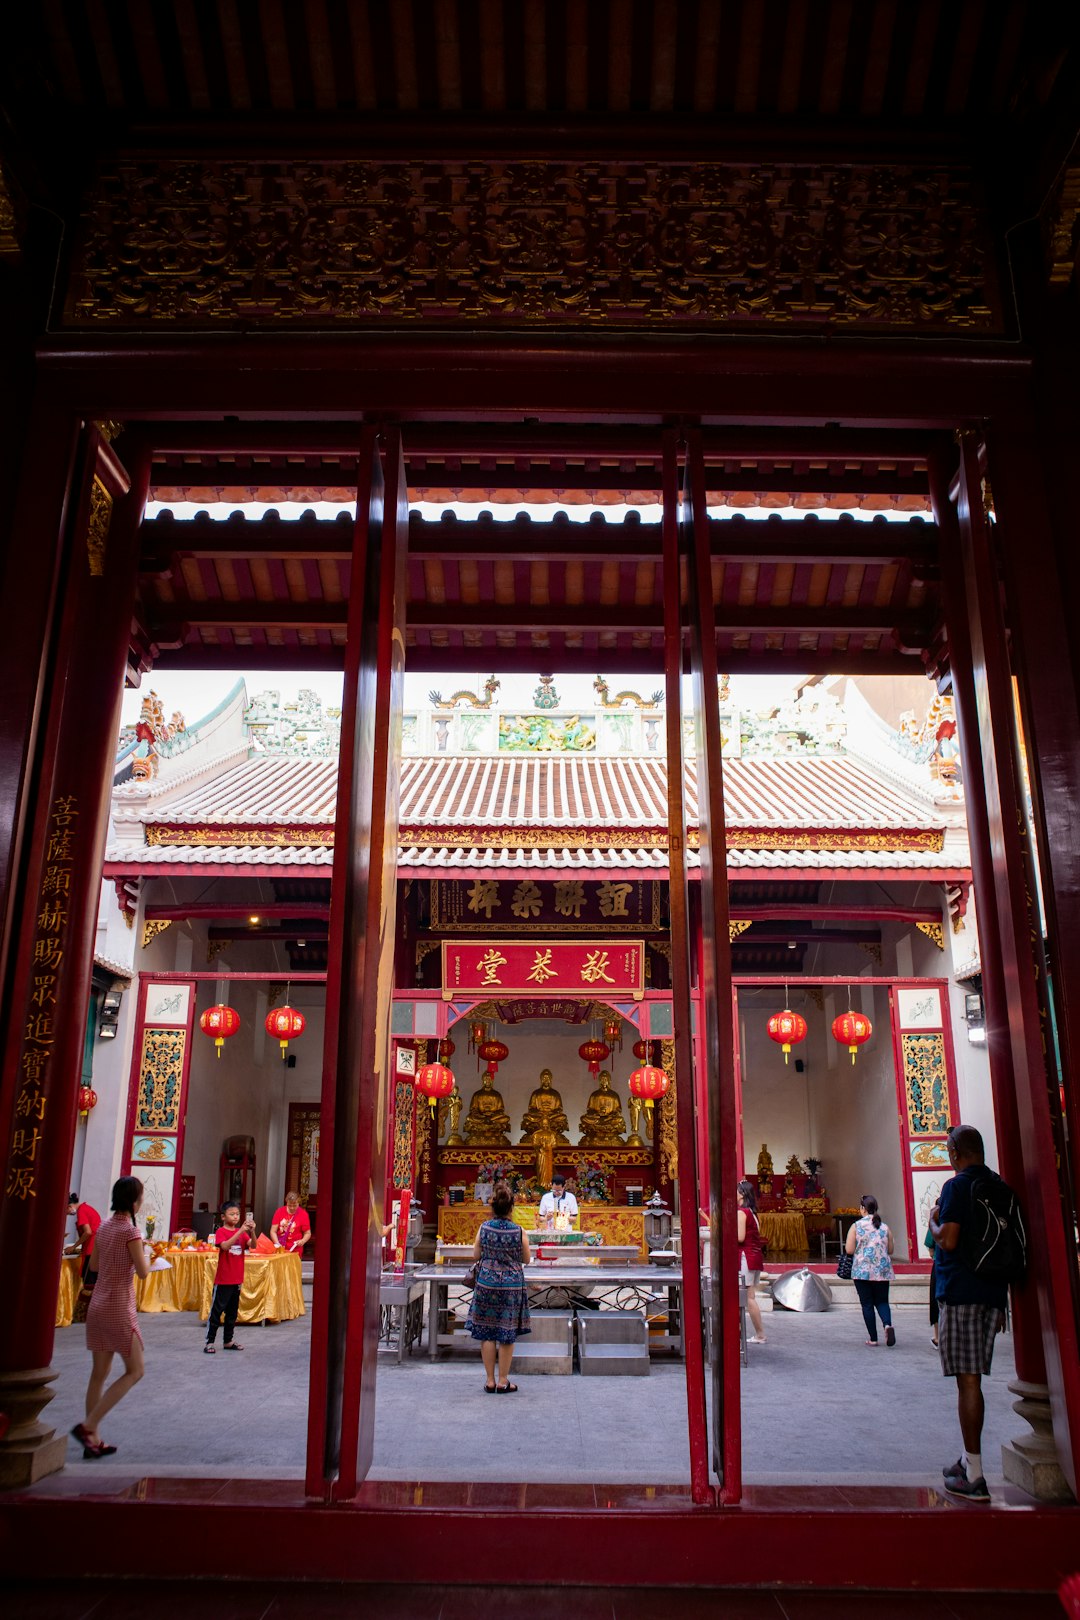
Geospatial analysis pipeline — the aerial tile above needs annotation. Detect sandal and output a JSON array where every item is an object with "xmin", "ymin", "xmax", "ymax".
[
  {"xmin": 496, "ymin": 1382, "xmax": 518, "ymax": 1393},
  {"xmin": 223, "ymin": 1342, "xmax": 244, "ymax": 1351},
  {"xmin": 82, "ymin": 1440, "xmax": 117, "ymax": 1459},
  {"xmin": 71, "ymin": 1423, "xmax": 94, "ymax": 1447},
  {"xmin": 484, "ymin": 1383, "xmax": 497, "ymax": 1393},
  {"xmin": 203, "ymin": 1345, "xmax": 216, "ymax": 1354}
]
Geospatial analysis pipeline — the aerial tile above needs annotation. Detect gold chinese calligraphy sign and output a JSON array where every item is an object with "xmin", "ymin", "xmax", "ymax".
[{"xmin": 441, "ymin": 939, "xmax": 645, "ymax": 1001}]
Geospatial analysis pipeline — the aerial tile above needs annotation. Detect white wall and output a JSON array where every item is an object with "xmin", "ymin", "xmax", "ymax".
[{"xmin": 737, "ymin": 982, "xmax": 910, "ymax": 1259}]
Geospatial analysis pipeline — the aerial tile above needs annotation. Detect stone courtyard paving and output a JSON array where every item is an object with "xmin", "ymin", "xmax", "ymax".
[{"xmin": 33, "ymin": 1292, "xmax": 1019, "ymax": 1491}]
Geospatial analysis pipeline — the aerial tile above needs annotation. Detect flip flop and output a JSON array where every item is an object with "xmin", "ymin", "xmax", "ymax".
[
  {"xmin": 223, "ymin": 1343, "xmax": 244, "ymax": 1351},
  {"xmin": 496, "ymin": 1382, "xmax": 518, "ymax": 1393},
  {"xmin": 203, "ymin": 1345, "xmax": 216, "ymax": 1354},
  {"xmin": 484, "ymin": 1383, "xmax": 497, "ymax": 1393}
]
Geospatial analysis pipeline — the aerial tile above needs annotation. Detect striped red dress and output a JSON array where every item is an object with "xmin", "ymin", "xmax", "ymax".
[{"xmin": 85, "ymin": 1213, "xmax": 143, "ymax": 1354}]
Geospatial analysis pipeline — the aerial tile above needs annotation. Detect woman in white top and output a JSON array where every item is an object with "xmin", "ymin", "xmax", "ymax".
[{"xmin": 844, "ymin": 1193, "xmax": 896, "ymax": 1346}]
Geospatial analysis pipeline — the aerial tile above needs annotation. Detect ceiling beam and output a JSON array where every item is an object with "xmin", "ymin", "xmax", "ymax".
[
  {"xmin": 141, "ymin": 644, "xmax": 928, "ymax": 678},
  {"xmin": 141, "ymin": 510, "xmax": 936, "ymax": 568}
]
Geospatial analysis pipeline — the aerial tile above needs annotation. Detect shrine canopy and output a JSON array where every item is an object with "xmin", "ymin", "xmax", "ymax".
[{"xmin": 104, "ymin": 671, "xmax": 970, "ymax": 891}]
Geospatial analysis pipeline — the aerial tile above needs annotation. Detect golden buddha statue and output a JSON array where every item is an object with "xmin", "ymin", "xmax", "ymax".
[
  {"xmin": 578, "ymin": 1070, "xmax": 627, "ymax": 1146},
  {"xmin": 519, "ymin": 1068, "xmax": 570, "ymax": 1146},
  {"xmin": 463, "ymin": 1071, "xmax": 512, "ymax": 1147}
]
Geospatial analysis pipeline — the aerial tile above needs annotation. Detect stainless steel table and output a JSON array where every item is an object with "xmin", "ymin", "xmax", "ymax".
[
  {"xmin": 379, "ymin": 1273, "xmax": 426, "ymax": 1363},
  {"xmin": 416, "ymin": 1264, "xmax": 685, "ymax": 1361}
]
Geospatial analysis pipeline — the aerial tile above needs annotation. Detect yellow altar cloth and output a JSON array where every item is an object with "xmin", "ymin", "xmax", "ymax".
[
  {"xmin": 198, "ymin": 1251, "xmax": 304, "ymax": 1324},
  {"xmin": 759, "ymin": 1211, "xmax": 809, "ymax": 1255},
  {"xmin": 438, "ymin": 1203, "xmax": 648, "ymax": 1259},
  {"xmin": 56, "ymin": 1250, "xmax": 304, "ymax": 1327},
  {"xmin": 56, "ymin": 1256, "xmax": 81, "ymax": 1326}
]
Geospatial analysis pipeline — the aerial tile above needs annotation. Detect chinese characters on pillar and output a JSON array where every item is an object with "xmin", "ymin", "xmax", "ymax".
[
  {"xmin": 4, "ymin": 795, "xmax": 79, "ymax": 1201},
  {"xmin": 441, "ymin": 939, "xmax": 645, "ymax": 999}
]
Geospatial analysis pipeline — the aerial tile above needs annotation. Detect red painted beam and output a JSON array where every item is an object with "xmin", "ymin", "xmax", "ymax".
[{"xmin": 145, "ymin": 902, "xmax": 331, "ymax": 920}]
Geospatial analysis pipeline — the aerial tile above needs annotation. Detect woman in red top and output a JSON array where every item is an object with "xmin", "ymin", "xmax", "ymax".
[
  {"xmin": 270, "ymin": 1190, "xmax": 311, "ymax": 1254},
  {"xmin": 737, "ymin": 1178, "xmax": 767, "ymax": 1345},
  {"xmin": 74, "ymin": 1176, "xmax": 151, "ymax": 1459}
]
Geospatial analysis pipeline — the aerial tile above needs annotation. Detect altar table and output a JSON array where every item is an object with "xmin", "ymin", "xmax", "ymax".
[
  {"xmin": 437, "ymin": 1203, "xmax": 648, "ymax": 1259},
  {"xmin": 55, "ymin": 1250, "xmax": 304, "ymax": 1327},
  {"xmin": 758, "ymin": 1211, "xmax": 809, "ymax": 1256},
  {"xmin": 417, "ymin": 1263, "xmax": 685, "ymax": 1360}
]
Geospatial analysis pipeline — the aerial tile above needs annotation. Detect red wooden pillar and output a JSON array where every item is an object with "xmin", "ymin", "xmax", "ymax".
[
  {"xmin": 305, "ymin": 428, "xmax": 407, "ymax": 1502},
  {"xmin": 660, "ymin": 430, "xmax": 711, "ymax": 1505},
  {"xmin": 0, "ymin": 423, "xmax": 149, "ymax": 1487},
  {"xmin": 935, "ymin": 433, "xmax": 1080, "ymax": 1498},
  {"xmin": 683, "ymin": 429, "xmax": 740, "ymax": 1503}
]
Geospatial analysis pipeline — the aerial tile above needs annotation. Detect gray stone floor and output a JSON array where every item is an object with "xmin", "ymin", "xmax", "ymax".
[{"xmin": 34, "ymin": 1292, "xmax": 1018, "ymax": 1491}]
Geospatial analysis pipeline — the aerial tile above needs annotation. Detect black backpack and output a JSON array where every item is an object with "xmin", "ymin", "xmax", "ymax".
[{"xmin": 960, "ymin": 1171, "xmax": 1027, "ymax": 1285}]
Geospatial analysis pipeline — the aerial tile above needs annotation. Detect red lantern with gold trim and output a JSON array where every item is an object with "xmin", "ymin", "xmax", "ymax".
[
  {"xmin": 477, "ymin": 1038, "xmax": 509, "ymax": 1074},
  {"xmin": 628, "ymin": 1065, "xmax": 670, "ymax": 1111},
  {"xmin": 264, "ymin": 1005, "xmax": 306, "ymax": 1057},
  {"xmin": 199, "ymin": 1003, "xmax": 240, "ymax": 1058},
  {"xmin": 438, "ymin": 1037, "xmax": 455, "ymax": 1062},
  {"xmin": 832, "ymin": 1010, "xmax": 873, "ymax": 1065},
  {"xmin": 631, "ymin": 1038, "xmax": 649, "ymax": 1062},
  {"xmin": 603, "ymin": 1017, "xmax": 622, "ymax": 1052},
  {"xmin": 468, "ymin": 1020, "xmax": 486, "ymax": 1057},
  {"xmin": 766, "ymin": 1008, "xmax": 808, "ymax": 1065},
  {"xmin": 77, "ymin": 1085, "xmax": 97, "ymax": 1115},
  {"xmin": 578, "ymin": 1038, "xmax": 610, "ymax": 1076},
  {"xmin": 416, "ymin": 1061, "xmax": 456, "ymax": 1115}
]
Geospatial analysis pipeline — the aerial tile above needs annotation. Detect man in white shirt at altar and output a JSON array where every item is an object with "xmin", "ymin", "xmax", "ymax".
[{"xmin": 538, "ymin": 1174, "xmax": 579, "ymax": 1221}]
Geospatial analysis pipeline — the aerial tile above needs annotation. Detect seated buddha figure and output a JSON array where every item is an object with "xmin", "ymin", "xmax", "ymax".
[
  {"xmin": 519, "ymin": 1068, "xmax": 570, "ymax": 1146},
  {"xmin": 578, "ymin": 1070, "xmax": 627, "ymax": 1146},
  {"xmin": 462, "ymin": 1070, "xmax": 512, "ymax": 1148}
]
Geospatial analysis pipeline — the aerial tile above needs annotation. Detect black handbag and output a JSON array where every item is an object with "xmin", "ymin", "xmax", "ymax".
[
  {"xmin": 463, "ymin": 1262, "xmax": 479, "ymax": 1287},
  {"xmin": 836, "ymin": 1252, "xmax": 854, "ymax": 1280}
]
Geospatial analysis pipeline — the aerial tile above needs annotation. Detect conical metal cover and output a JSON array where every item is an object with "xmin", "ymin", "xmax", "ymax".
[{"xmin": 770, "ymin": 1267, "xmax": 833, "ymax": 1312}]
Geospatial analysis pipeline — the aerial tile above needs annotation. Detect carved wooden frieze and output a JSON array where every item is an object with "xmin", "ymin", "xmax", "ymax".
[{"xmin": 64, "ymin": 159, "xmax": 1000, "ymax": 332}]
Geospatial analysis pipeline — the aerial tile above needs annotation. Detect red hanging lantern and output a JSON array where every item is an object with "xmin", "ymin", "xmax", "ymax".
[
  {"xmin": 631, "ymin": 1038, "xmax": 649, "ymax": 1062},
  {"xmin": 628, "ymin": 1065, "xmax": 670, "ymax": 1111},
  {"xmin": 468, "ymin": 1020, "xmax": 486, "ymax": 1057},
  {"xmin": 415, "ymin": 1061, "xmax": 456, "ymax": 1115},
  {"xmin": 199, "ymin": 1003, "xmax": 241, "ymax": 1057},
  {"xmin": 832, "ymin": 1010, "xmax": 873, "ymax": 1065},
  {"xmin": 438, "ymin": 1037, "xmax": 455, "ymax": 1062},
  {"xmin": 603, "ymin": 1017, "xmax": 622, "ymax": 1052},
  {"xmin": 264, "ymin": 1005, "xmax": 306, "ymax": 1057},
  {"xmin": 766, "ymin": 1008, "xmax": 808, "ymax": 1065},
  {"xmin": 77, "ymin": 1085, "xmax": 97, "ymax": 1115},
  {"xmin": 477, "ymin": 1037, "xmax": 509, "ymax": 1074},
  {"xmin": 578, "ymin": 1038, "xmax": 610, "ymax": 1076}
]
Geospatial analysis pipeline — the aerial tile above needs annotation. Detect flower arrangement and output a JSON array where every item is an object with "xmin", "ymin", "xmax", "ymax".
[
  {"xmin": 569, "ymin": 1159, "xmax": 612, "ymax": 1204},
  {"xmin": 475, "ymin": 1158, "xmax": 513, "ymax": 1185}
]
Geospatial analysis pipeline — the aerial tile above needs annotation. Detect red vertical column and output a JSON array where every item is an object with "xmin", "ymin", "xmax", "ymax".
[
  {"xmin": 660, "ymin": 430, "xmax": 712, "ymax": 1505},
  {"xmin": 935, "ymin": 433, "xmax": 1080, "ymax": 1497},
  {"xmin": 305, "ymin": 428, "xmax": 407, "ymax": 1501},
  {"xmin": 0, "ymin": 424, "xmax": 149, "ymax": 1487},
  {"xmin": 683, "ymin": 429, "xmax": 740, "ymax": 1504}
]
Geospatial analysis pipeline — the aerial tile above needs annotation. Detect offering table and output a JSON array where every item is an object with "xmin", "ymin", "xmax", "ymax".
[
  {"xmin": 55, "ymin": 1249, "xmax": 304, "ymax": 1326},
  {"xmin": 437, "ymin": 1203, "xmax": 648, "ymax": 1260}
]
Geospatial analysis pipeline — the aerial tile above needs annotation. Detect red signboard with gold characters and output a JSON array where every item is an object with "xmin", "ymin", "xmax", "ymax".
[{"xmin": 441, "ymin": 939, "xmax": 645, "ymax": 999}]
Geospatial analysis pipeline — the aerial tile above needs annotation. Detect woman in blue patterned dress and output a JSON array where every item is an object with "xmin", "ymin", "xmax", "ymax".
[
  {"xmin": 466, "ymin": 1184, "xmax": 531, "ymax": 1392},
  {"xmin": 844, "ymin": 1193, "xmax": 896, "ymax": 1347}
]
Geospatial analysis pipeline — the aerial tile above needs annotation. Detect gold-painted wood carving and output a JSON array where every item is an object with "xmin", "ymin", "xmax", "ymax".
[
  {"xmin": 916, "ymin": 921, "xmax": 945, "ymax": 950},
  {"xmin": 66, "ymin": 160, "xmax": 998, "ymax": 333},
  {"xmin": 729, "ymin": 920, "xmax": 752, "ymax": 942},
  {"xmin": 141, "ymin": 918, "xmax": 173, "ymax": 949},
  {"xmin": 136, "ymin": 1028, "xmax": 186, "ymax": 1132},
  {"xmin": 86, "ymin": 477, "xmax": 113, "ymax": 578},
  {"xmin": 658, "ymin": 1037, "xmax": 677, "ymax": 1183}
]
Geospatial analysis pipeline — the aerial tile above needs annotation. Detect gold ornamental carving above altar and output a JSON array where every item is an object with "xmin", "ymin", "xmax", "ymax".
[
  {"xmin": 438, "ymin": 1147, "xmax": 655, "ymax": 1169},
  {"xmin": 67, "ymin": 160, "xmax": 998, "ymax": 334}
]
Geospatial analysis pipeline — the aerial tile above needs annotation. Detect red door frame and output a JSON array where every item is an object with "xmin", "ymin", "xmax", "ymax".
[{"xmin": 3, "ymin": 346, "xmax": 1078, "ymax": 1571}]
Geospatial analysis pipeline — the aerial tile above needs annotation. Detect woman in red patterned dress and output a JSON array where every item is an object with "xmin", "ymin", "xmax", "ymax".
[{"xmin": 73, "ymin": 1176, "xmax": 152, "ymax": 1459}]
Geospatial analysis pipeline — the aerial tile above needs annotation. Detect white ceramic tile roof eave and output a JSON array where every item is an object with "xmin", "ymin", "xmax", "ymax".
[
  {"xmin": 134, "ymin": 751, "xmax": 949, "ymax": 834},
  {"xmin": 104, "ymin": 841, "xmax": 968, "ymax": 872},
  {"xmin": 93, "ymin": 951, "xmax": 133, "ymax": 979},
  {"xmin": 113, "ymin": 744, "xmax": 253, "ymax": 813}
]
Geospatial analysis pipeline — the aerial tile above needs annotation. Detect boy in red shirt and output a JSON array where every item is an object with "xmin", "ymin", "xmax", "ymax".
[{"xmin": 204, "ymin": 1202, "xmax": 256, "ymax": 1353}]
